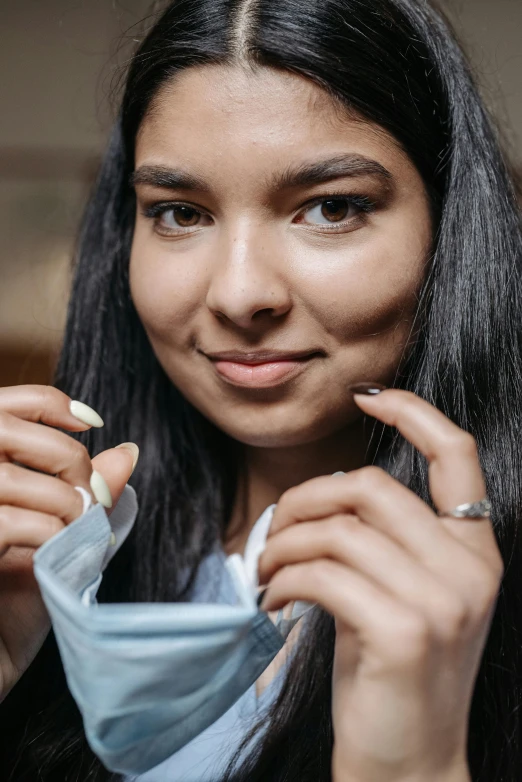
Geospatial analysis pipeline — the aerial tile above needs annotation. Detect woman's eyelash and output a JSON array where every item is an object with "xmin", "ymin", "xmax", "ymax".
[
  {"xmin": 140, "ymin": 193, "xmax": 377, "ymax": 222},
  {"xmin": 303, "ymin": 193, "xmax": 377, "ymax": 214},
  {"xmin": 142, "ymin": 202, "xmax": 188, "ymax": 219}
]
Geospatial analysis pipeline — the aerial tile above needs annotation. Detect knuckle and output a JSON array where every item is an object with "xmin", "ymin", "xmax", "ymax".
[
  {"xmin": 0, "ymin": 410, "xmax": 12, "ymax": 437},
  {"xmin": 471, "ymin": 568, "xmax": 503, "ymax": 610},
  {"xmin": 328, "ymin": 515, "xmax": 363, "ymax": 554},
  {"xmin": 0, "ymin": 462, "xmax": 16, "ymax": 485},
  {"xmin": 354, "ymin": 465, "xmax": 387, "ymax": 492},
  {"xmin": 326, "ymin": 514, "xmax": 353, "ymax": 538},
  {"xmin": 305, "ymin": 559, "xmax": 335, "ymax": 590},
  {"xmin": 0, "ymin": 504, "xmax": 12, "ymax": 526},
  {"xmin": 434, "ymin": 599, "xmax": 469, "ymax": 640},
  {"xmin": 35, "ymin": 385, "xmax": 59, "ymax": 418},
  {"xmin": 45, "ymin": 515, "xmax": 64, "ymax": 540},
  {"xmin": 38, "ymin": 385, "xmax": 70, "ymax": 413},
  {"xmin": 449, "ymin": 430, "xmax": 477, "ymax": 456},
  {"xmin": 276, "ymin": 485, "xmax": 299, "ymax": 513},
  {"xmin": 68, "ymin": 440, "xmax": 90, "ymax": 470}
]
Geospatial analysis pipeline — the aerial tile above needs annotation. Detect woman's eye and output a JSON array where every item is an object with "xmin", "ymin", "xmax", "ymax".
[
  {"xmin": 143, "ymin": 195, "xmax": 374, "ymax": 236},
  {"xmin": 299, "ymin": 196, "xmax": 374, "ymax": 228},
  {"xmin": 143, "ymin": 203, "xmax": 213, "ymax": 235},
  {"xmin": 158, "ymin": 206, "xmax": 205, "ymax": 230}
]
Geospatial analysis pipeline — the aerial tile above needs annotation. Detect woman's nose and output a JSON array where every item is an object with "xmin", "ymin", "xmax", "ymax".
[{"xmin": 205, "ymin": 229, "xmax": 292, "ymax": 329}]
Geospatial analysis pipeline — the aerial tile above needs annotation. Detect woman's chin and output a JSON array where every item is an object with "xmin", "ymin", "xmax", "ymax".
[{"xmin": 209, "ymin": 410, "xmax": 358, "ymax": 450}]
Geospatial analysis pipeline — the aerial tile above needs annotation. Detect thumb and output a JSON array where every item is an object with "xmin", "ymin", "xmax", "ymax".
[{"xmin": 91, "ymin": 443, "xmax": 139, "ymax": 515}]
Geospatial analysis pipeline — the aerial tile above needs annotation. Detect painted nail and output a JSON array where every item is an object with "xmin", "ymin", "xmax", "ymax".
[
  {"xmin": 349, "ymin": 382, "xmax": 387, "ymax": 396},
  {"xmin": 109, "ymin": 532, "xmax": 117, "ymax": 546},
  {"xmin": 70, "ymin": 400, "xmax": 104, "ymax": 428},
  {"xmin": 90, "ymin": 470, "xmax": 113, "ymax": 509},
  {"xmin": 115, "ymin": 442, "xmax": 140, "ymax": 474}
]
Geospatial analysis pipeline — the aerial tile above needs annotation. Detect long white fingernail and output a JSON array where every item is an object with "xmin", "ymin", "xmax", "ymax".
[
  {"xmin": 70, "ymin": 400, "xmax": 104, "ymax": 428},
  {"xmin": 90, "ymin": 470, "xmax": 113, "ymax": 508}
]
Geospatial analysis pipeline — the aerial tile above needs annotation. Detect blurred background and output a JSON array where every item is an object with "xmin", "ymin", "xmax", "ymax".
[{"xmin": 0, "ymin": 0, "xmax": 520, "ymax": 388}]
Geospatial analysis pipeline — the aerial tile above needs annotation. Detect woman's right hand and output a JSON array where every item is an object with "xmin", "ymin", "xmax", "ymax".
[{"xmin": 0, "ymin": 385, "xmax": 137, "ymax": 703}]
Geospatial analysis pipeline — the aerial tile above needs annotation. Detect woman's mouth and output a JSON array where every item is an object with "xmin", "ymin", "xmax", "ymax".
[{"xmin": 209, "ymin": 356, "xmax": 318, "ymax": 388}]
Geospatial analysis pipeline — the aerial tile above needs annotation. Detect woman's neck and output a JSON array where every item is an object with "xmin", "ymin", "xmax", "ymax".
[{"xmin": 223, "ymin": 418, "xmax": 373, "ymax": 556}]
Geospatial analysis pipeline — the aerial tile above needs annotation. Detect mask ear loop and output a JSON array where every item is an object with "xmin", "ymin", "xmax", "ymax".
[
  {"xmin": 74, "ymin": 486, "xmax": 93, "ymax": 516},
  {"xmin": 241, "ymin": 472, "xmax": 347, "ymax": 635}
]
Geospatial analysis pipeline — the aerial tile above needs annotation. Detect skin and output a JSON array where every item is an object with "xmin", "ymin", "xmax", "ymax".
[
  {"xmin": 129, "ymin": 64, "xmax": 432, "ymax": 552},
  {"xmin": 0, "ymin": 386, "xmax": 134, "ymax": 700},
  {"xmin": 0, "ymin": 64, "xmax": 503, "ymax": 782}
]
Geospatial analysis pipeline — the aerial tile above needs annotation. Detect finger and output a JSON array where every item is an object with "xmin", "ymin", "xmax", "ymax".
[
  {"xmin": 0, "ymin": 411, "xmax": 93, "ymax": 488},
  {"xmin": 0, "ymin": 505, "xmax": 64, "ymax": 557},
  {"xmin": 261, "ymin": 514, "xmax": 434, "ymax": 592},
  {"xmin": 0, "ymin": 384, "xmax": 103, "ymax": 432},
  {"xmin": 269, "ymin": 469, "xmax": 502, "ymax": 605},
  {"xmin": 91, "ymin": 445, "xmax": 138, "ymax": 515},
  {"xmin": 258, "ymin": 516, "xmax": 496, "ymax": 635},
  {"xmin": 260, "ymin": 557, "xmax": 429, "ymax": 663},
  {"xmin": 0, "ymin": 463, "xmax": 89, "ymax": 524},
  {"xmin": 353, "ymin": 389, "xmax": 499, "ymax": 563},
  {"xmin": 269, "ymin": 469, "xmax": 441, "ymax": 559},
  {"xmin": 352, "ymin": 389, "xmax": 485, "ymax": 512}
]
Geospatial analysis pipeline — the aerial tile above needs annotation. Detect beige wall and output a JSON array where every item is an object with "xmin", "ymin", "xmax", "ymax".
[
  {"xmin": 0, "ymin": 0, "xmax": 146, "ymax": 370},
  {"xmin": 0, "ymin": 0, "xmax": 145, "ymax": 151},
  {"xmin": 442, "ymin": 0, "xmax": 522, "ymax": 164},
  {"xmin": 0, "ymin": 0, "xmax": 520, "ymax": 382}
]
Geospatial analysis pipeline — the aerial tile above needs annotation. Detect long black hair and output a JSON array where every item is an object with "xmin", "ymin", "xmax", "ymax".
[{"xmin": 1, "ymin": 1, "xmax": 521, "ymax": 780}]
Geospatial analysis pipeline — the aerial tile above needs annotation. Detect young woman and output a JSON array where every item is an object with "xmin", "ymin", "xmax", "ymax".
[{"xmin": 0, "ymin": 0, "xmax": 521, "ymax": 780}]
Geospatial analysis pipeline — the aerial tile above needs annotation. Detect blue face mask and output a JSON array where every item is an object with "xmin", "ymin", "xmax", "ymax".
[{"xmin": 32, "ymin": 483, "xmax": 320, "ymax": 776}]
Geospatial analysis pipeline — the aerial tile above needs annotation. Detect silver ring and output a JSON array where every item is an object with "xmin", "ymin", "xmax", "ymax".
[{"xmin": 437, "ymin": 498, "xmax": 491, "ymax": 520}]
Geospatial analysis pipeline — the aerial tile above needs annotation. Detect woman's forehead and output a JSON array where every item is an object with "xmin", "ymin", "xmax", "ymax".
[{"xmin": 135, "ymin": 64, "xmax": 408, "ymax": 184}]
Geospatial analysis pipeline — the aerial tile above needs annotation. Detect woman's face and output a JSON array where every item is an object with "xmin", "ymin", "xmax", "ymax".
[{"xmin": 130, "ymin": 65, "xmax": 432, "ymax": 448}]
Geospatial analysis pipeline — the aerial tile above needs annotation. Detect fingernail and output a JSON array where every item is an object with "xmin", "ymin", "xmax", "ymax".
[
  {"xmin": 115, "ymin": 442, "xmax": 139, "ymax": 474},
  {"xmin": 109, "ymin": 532, "xmax": 117, "ymax": 546},
  {"xmin": 90, "ymin": 470, "xmax": 113, "ymax": 508},
  {"xmin": 349, "ymin": 383, "xmax": 387, "ymax": 396},
  {"xmin": 70, "ymin": 400, "xmax": 104, "ymax": 428}
]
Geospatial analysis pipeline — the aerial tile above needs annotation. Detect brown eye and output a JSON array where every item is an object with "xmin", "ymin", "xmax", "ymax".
[
  {"xmin": 168, "ymin": 206, "xmax": 200, "ymax": 227},
  {"xmin": 143, "ymin": 201, "xmax": 213, "ymax": 235},
  {"xmin": 320, "ymin": 199, "xmax": 350, "ymax": 222},
  {"xmin": 300, "ymin": 197, "xmax": 362, "ymax": 227}
]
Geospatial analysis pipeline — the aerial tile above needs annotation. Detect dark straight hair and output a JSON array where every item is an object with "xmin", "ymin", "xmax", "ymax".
[{"xmin": 1, "ymin": 1, "xmax": 522, "ymax": 780}]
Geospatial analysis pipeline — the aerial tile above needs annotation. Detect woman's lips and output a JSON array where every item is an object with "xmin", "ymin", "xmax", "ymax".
[{"xmin": 211, "ymin": 357, "xmax": 315, "ymax": 387}]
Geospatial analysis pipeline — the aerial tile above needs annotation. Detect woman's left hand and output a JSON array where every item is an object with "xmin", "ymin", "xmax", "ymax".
[{"xmin": 257, "ymin": 389, "xmax": 504, "ymax": 782}]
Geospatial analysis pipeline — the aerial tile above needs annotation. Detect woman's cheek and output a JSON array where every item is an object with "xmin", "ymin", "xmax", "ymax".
[
  {"xmin": 303, "ymin": 256, "xmax": 423, "ymax": 343},
  {"xmin": 129, "ymin": 247, "xmax": 203, "ymax": 342}
]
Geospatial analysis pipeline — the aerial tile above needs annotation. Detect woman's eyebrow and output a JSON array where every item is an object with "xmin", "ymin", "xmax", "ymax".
[
  {"xmin": 130, "ymin": 166, "xmax": 209, "ymax": 192},
  {"xmin": 269, "ymin": 154, "xmax": 393, "ymax": 190},
  {"xmin": 130, "ymin": 154, "xmax": 393, "ymax": 192}
]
